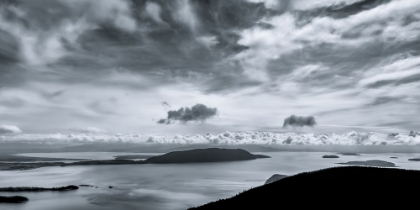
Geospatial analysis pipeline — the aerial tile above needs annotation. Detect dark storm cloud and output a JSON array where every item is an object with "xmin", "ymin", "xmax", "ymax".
[
  {"xmin": 158, "ymin": 104, "xmax": 218, "ymax": 124},
  {"xmin": 283, "ymin": 115, "xmax": 317, "ymax": 128}
]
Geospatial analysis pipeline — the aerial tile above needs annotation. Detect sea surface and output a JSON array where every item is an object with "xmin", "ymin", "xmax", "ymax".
[
  {"xmin": 1, "ymin": 152, "xmax": 420, "ymax": 210},
  {"xmin": 16, "ymin": 152, "xmax": 161, "ymax": 161}
]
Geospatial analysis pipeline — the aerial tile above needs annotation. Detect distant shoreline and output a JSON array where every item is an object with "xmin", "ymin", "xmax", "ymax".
[
  {"xmin": 0, "ymin": 148, "xmax": 270, "ymax": 171},
  {"xmin": 0, "ymin": 185, "xmax": 79, "ymax": 192}
]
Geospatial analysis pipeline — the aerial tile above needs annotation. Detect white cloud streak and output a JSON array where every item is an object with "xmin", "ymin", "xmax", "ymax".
[
  {"xmin": 0, "ymin": 125, "xmax": 22, "ymax": 135},
  {"xmin": 72, "ymin": 127, "xmax": 108, "ymax": 134}
]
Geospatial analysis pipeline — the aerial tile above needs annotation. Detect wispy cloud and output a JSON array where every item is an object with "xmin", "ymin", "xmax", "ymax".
[
  {"xmin": 0, "ymin": 125, "xmax": 22, "ymax": 135},
  {"xmin": 71, "ymin": 127, "xmax": 108, "ymax": 134}
]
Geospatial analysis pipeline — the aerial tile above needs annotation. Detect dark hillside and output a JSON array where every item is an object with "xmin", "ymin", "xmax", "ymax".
[{"xmin": 190, "ymin": 166, "xmax": 420, "ymax": 209}]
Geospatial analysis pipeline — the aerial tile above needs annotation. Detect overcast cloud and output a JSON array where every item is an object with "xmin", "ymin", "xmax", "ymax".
[{"xmin": 0, "ymin": 0, "xmax": 419, "ymax": 135}]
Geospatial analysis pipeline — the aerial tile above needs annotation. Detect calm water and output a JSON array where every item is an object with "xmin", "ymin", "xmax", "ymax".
[
  {"xmin": 16, "ymin": 152, "xmax": 161, "ymax": 161},
  {"xmin": 1, "ymin": 152, "xmax": 420, "ymax": 210}
]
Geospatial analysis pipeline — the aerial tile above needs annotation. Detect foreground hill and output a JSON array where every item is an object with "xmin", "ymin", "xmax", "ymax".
[
  {"xmin": 190, "ymin": 166, "xmax": 420, "ymax": 209},
  {"xmin": 145, "ymin": 148, "xmax": 270, "ymax": 164}
]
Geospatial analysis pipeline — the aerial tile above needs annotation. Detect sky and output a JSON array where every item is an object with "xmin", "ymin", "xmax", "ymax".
[{"xmin": 0, "ymin": 0, "xmax": 420, "ymax": 136}]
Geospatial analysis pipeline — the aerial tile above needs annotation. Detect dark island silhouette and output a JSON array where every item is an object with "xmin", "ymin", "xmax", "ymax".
[
  {"xmin": 409, "ymin": 158, "xmax": 420, "ymax": 161},
  {"xmin": 0, "ymin": 185, "xmax": 79, "ymax": 192},
  {"xmin": 0, "ymin": 196, "xmax": 29, "ymax": 203},
  {"xmin": 322, "ymin": 155, "xmax": 339, "ymax": 158},
  {"xmin": 189, "ymin": 167, "xmax": 420, "ymax": 209},
  {"xmin": 337, "ymin": 160, "xmax": 396, "ymax": 167},
  {"xmin": 145, "ymin": 148, "xmax": 270, "ymax": 164}
]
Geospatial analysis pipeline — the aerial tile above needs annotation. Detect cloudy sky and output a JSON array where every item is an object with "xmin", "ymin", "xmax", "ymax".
[{"xmin": 0, "ymin": 0, "xmax": 419, "ymax": 135}]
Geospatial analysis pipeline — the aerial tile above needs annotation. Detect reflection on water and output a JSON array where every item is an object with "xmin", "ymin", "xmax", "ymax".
[{"xmin": 1, "ymin": 152, "xmax": 420, "ymax": 210}]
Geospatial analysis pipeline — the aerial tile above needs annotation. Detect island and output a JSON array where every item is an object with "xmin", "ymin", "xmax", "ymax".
[
  {"xmin": 145, "ymin": 148, "xmax": 270, "ymax": 164},
  {"xmin": 337, "ymin": 160, "xmax": 396, "ymax": 167},
  {"xmin": 322, "ymin": 155, "xmax": 339, "ymax": 158},
  {"xmin": 338, "ymin": 152, "xmax": 360, "ymax": 156},
  {"xmin": 409, "ymin": 158, "xmax": 420, "ymax": 161},
  {"xmin": 0, "ymin": 185, "xmax": 79, "ymax": 192},
  {"xmin": 189, "ymin": 167, "xmax": 420, "ymax": 209},
  {"xmin": 264, "ymin": 174, "xmax": 287, "ymax": 185},
  {"xmin": 0, "ymin": 196, "xmax": 29, "ymax": 203}
]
